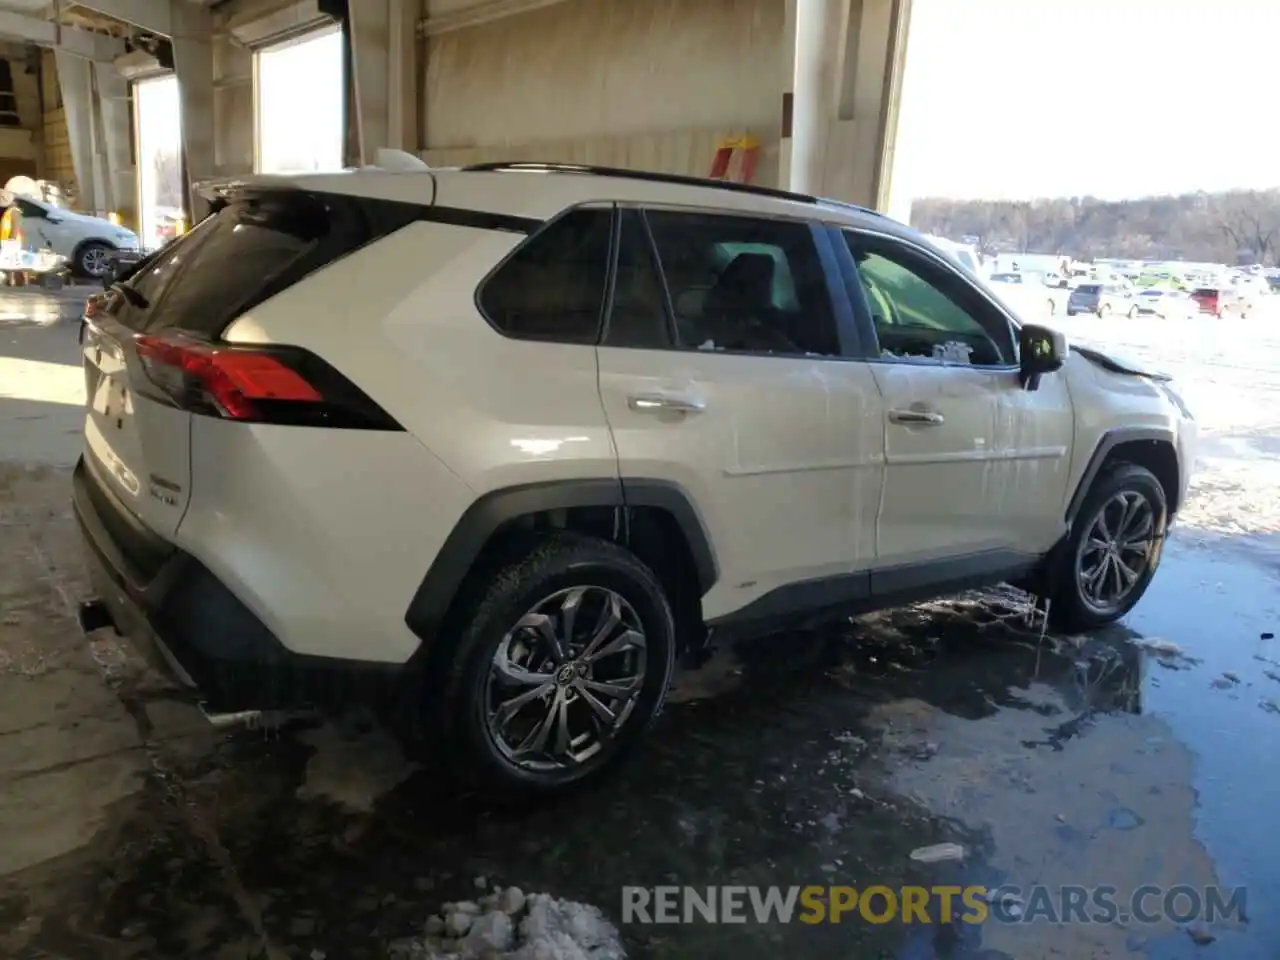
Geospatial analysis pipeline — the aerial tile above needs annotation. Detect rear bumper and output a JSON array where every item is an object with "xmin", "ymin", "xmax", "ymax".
[{"xmin": 72, "ymin": 455, "xmax": 408, "ymax": 714}]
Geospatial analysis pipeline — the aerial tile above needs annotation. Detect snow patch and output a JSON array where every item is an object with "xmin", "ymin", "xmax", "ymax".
[{"xmin": 390, "ymin": 887, "xmax": 626, "ymax": 960}]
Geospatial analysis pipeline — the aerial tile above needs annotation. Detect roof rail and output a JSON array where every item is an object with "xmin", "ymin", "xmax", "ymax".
[
  {"xmin": 816, "ymin": 197, "xmax": 886, "ymax": 219},
  {"xmin": 461, "ymin": 161, "xmax": 818, "ymax": 205}
]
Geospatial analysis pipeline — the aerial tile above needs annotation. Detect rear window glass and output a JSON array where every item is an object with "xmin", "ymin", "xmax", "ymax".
[
  {"xmin": 143, "ymin": 195, "xmax": 328, "ymax": 335},
  {"xmin": 1076, "ymin": 284, "xmax": 1101, "ymax": 294},
  {"xmin": 109, "ymin": 191, "xmax": 417, "ymax": 336},
  {"xmin": 1193, "ymin": 288, "xmax": 1218, "ymax": 296}
]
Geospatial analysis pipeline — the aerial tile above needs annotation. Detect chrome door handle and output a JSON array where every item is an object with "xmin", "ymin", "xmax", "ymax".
[
  {"xmin": 888, "ymin": 409, "xmax": 945, "ymax": 425},
  {"xmin": 628, "ymin": 393, "xmax": 706, "ymax": 414}
]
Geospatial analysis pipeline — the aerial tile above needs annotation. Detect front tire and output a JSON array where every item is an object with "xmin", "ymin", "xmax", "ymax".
[
  {"xmin": 434, "ymin": 532, "xmax": 676, "ymax": 795},
  {"xmin": 1050, "ymin": 463, "xmax": 1167, "ymax": 632},
  {"xmin": 76, "ymin": 241, "xmax": 114, "ymax": 279}
]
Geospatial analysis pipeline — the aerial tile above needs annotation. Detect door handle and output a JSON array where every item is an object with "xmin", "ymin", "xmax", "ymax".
[
  {"xmin": 888, "ymin": 408, "xmax": 945, "ymax": 425},
  {"xmin": 628, "ymin": 393, "xmax": 706, "ymax": 414}
]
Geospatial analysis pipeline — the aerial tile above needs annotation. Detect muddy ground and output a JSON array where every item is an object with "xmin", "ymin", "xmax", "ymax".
[{"xmin": 1, "ymin": 293, "xmax": 1277, "ymax": 959}]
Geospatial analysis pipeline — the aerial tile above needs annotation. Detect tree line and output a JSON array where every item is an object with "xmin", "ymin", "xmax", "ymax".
[{"xmin": 910, "ymin": 189, "xmax": 1280, "ymax": 265}]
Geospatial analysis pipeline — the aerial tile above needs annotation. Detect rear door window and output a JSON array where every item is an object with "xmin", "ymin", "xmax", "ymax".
[{"xmin": 644, "ymin": 210, "xmax": 840, "ymax": 357}]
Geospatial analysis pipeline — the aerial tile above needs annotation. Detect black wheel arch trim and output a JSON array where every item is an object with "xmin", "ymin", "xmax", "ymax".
[
  {"xmin": 1066, "ymin": 426, "xmax": 1178, "ymax": 524},
  {"xmin": 403, "ymin": 477, "xmax": 718, "ymax": 647}
]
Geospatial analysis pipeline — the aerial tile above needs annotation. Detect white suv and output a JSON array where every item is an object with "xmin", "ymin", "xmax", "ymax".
[
  {"xmin": 12, "ymin": 195, "xmax": 141, "ymax": 277},
  {"xmin": 73, "ymin": 162, "xmax": 1196, "ymax": 794}
]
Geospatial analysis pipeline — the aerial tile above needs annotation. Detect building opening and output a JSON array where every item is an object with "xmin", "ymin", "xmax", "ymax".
[
  {"xmin": 133, "ymin": 73, "xmax": 182, "ymax": 252},
  {"xmin": 255, "ymin": 25, "xmax": 345, "ymax": 174}
]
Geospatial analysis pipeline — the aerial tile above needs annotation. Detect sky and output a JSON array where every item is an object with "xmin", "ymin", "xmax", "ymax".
[{"xmin": 892, "ymin": 0, "xmax": 1280, "ymax": 202}]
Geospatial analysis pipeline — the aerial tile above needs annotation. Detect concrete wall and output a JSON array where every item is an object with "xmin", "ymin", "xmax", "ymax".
[{"xmin": 421, "ymin": 0, "xmax": 784, "ymax": 185}]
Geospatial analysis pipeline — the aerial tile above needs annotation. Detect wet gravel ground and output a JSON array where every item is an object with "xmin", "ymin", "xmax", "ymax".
[{"xmin": 2, "ymin": 294, "xmax": 1279, "ymax": 959}]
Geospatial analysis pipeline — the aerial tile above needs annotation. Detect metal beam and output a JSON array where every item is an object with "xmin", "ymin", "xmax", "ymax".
[
  {"xmin": 0, "ymin": 9, "xmax": 124, "ymax": 60},
  {"xmin": 68, "ymin": 0, "xmax": 172, "ymax": 37},
  {"xmin": 417, "ymin": 0, "xmax": 572, "ymax": 37}
]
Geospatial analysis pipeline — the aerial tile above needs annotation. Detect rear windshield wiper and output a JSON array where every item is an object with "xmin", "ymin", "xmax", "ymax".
[{"xmin": 109, "ymin": 281, "xmax": 149, "ymax": 310}]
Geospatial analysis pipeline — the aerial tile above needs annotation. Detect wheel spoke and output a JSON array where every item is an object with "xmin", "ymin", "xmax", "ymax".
[
  {"xmin": 494, "ymin": 680, "xmax": 555, "ymax": 725},
  {"xmin": 1116, "ymin": 493, "xmax": 1138, "ymax": 539},
  {"xmin": 558, "ymin": 586, "xmax": 587, "ymax": 648},
  {"xmin": 492, "ymin": 651, "xmax": 551, "ymax": 687},
  {"xmin": 514, "ymin": 688, "xmax": 565, "ymax": 757},
  {"xmin": 580, "ymin": 592, "xmax": 622, "ymax": 660},
  {"xmin": 1108, "ymin": 554, "xmax": 1125, "ymax": 600},
  {"xmin": 1116, "ymin": 555, "xmax": 1141, "ymax": 587},
  {"xmin": 580, "ymin": 675, "xmax": 642, "ymax": 700},
  {"xmin": 585, "ymin": 629, "xmax": 646, "ymax": 663},
  {"xmin": 575, "ymin": 683, "xmax": 619, "ymax": 725},
  {"xmin": 515, "ymin": 612, "xmax": 567, "ymax": 664}
]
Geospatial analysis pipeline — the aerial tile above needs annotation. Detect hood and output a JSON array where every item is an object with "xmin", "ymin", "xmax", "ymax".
[{"xmin": 1074, "ymin": 344, "xmax": 1171, "ymax": 381}]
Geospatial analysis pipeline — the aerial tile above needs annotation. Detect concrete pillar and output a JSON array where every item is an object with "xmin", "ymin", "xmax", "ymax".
[
  {"xmin": 782, "ymin": 0, "xmax": 912, "ymax": 211},
  {"xmin": 349, "ymin": 0, "xmax": 419, "ymax": 162},
  {"xmin": 54, "ymin": 50, "xmax": 104, "ymax": 215},
  {"xmin": 91, "ymin": 61, "xmax": 133, "ymax": 222},
  {"xmin": 171, "ymin": 3, "xmax": 215, "ymax": 220}
]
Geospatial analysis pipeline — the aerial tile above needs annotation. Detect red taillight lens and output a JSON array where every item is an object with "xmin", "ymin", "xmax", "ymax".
[
  {"xmin": 131, "ymin": 332, "xmax": 401, "ymax": 430},
  {"xmin": 136, "ymin": 334, "xmax": 321, "ymax": 420}
]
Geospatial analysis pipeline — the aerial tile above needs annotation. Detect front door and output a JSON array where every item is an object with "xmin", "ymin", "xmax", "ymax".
[
  {"xmin": 595, "ymin": 208, "xmax": 884, "ymax": 622},
  {"xmin": 839, "ymin": 228, "xmax": 1073, "ymax": 571}
]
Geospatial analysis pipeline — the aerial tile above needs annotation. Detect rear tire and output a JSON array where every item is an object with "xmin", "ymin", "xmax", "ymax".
[
  {"xmin": 432, "ymin": 532, "xmax": 676, "ymax": 796},
  {"xmin": 1050, "ymin": 463, "xmax": 1167, "ymax": 632}
]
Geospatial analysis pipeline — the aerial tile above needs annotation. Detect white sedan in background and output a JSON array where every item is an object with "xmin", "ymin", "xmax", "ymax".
[
  {"xmin": 1132, "ymin": 288, "xmax": 1199, "ymax": 320},
  {"xmin": 986, "ymin": 271, "xmax": 1064, "ymax": 317}
]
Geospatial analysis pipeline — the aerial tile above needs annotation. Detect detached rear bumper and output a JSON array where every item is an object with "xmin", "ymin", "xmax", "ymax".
[{"xmin": 72, "ymin": 455, "xmax": 407, "ymax": 714}]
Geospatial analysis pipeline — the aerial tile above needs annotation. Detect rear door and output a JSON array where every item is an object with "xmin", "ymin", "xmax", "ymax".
[
  {"xmin": 81, "ymin": 190, "xmax": 378, "ymax": 539},
  {"xmin": 595, "ymin": 207, "xmax": 884, "ymax": 622}
]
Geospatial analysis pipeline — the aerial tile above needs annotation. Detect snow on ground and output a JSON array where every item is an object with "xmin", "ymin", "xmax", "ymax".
[
  {"xmin": 390, "ymin": 885, "xmax": 626, "ymax": 960},
  {"xmin": 1048, "ymin": 305, "xmax": 1280, "ymax": 546}
]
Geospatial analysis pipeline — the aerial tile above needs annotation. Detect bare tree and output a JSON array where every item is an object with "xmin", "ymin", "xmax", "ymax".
[
  {"xmin": 153, "ymin": 150, "xmax": 184, "ymax": 209},
  {"xmin": 1219, "ymin": 191, "xmax": 1277, "ymax": 264}
]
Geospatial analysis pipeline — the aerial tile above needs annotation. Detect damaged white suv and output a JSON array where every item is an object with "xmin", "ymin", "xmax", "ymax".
[{"xmin": 74, "ymin": 161, "xmax": 1196, "ymax": 794}]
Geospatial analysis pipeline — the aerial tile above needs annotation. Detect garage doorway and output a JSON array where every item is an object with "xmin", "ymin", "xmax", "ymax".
[
  {"xmin": 255, "ymin": 25, "xmax": 345, "ymax": 174},
  {"xmin": 134, "ymin": 74, "xmax": 183, "ymax": 252}
]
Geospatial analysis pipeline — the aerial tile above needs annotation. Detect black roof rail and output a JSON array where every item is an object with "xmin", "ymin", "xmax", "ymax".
[
  {"xmin": 461, "ymin": 161, "xmax": 819, "ymax": 205},
  {"xmin": 815, "ymin": 197, "xmax": 886, "ymax": 219}
]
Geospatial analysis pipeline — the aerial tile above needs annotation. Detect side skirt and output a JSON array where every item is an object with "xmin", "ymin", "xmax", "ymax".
[{"xmin": 705, "ymin": 549, "xmax": 1044, "ymax": 643}]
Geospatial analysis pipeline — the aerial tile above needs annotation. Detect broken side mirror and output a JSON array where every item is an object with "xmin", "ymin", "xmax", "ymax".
[{"xmin": 1019, "ymin": 323, "xmax": 1068, "ymax": 391}]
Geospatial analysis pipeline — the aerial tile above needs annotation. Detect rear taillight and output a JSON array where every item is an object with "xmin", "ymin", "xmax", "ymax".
[{"xmin": 132, "ymin": 332, "xmax": 401, "ymax": 430}]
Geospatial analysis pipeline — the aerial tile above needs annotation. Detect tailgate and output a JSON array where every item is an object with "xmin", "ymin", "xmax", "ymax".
[{"xmin": 81, "ymin": 313, "xmax": 193, "ymax": 541}]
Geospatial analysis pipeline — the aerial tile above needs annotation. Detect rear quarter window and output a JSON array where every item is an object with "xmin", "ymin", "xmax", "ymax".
[{"xmin": 478, "ymin": 208, "xmax": 612, "ymax": 344}]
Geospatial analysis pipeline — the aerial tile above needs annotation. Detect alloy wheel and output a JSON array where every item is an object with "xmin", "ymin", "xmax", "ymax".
[
  {"xmin": 82, "ymin": 246, "xmax": 110, "ymax": 276},
  {"xmin": 1076, "ymin": 490, "xmax": 1156, "ymax": 615},
  {"xmin": 485, "ymin": 585, "xmax": 647, "ymax": 772}
]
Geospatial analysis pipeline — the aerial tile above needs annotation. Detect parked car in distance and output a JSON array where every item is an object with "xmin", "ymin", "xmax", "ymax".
[
  {"xmin": 73, "ymin": 161, "xmax": 1197, "ymax": 795},
  {"xmin": 1132, "ymin": 289, "xmax": 1198, "ymax": 320},
  {"xmin": 1190, "ymin": 286, "xmax": 1249, "ymax": 318},
  {"xmin": 987, "ymin": 271, "xmax": 1064, "ymax": 317},
  {"xmin": 10, "ymin": 195, "xmax": 140, "ymax": 278},
  {"xmin": 1067, "ymin": 282, "xmax": 1138, "ymax": 318}
]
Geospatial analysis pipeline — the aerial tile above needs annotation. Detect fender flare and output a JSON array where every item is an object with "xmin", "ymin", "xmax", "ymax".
[
  {"xmin": 403, "ymin": 478, "xmax": 718, "ymax": 645},
  {"xmin": 1065, "ymin": 426, "xmax": 1177, "ymax": 523}
]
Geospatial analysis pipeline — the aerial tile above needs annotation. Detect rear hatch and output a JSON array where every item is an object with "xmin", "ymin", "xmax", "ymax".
[
  {"xmin": 80, "ymin": 189, "xmax": 399, "ymax": 569},
  {"xmin": 1069, "ymin": 283, "xmax": 1101, "ymax": 304}
]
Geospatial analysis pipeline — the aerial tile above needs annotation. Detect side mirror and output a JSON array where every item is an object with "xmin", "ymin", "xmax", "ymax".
[{"xmin": 1019, "ymin": 323, "xmax": 1068, "ymax": 391}]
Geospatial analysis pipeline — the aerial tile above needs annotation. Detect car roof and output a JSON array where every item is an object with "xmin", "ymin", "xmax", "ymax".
[{"xmin": 197, "ymin": 161, "xmax": 912, "ymax": 235}]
